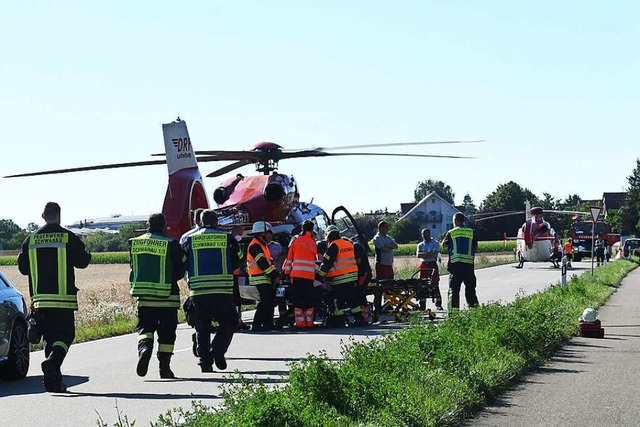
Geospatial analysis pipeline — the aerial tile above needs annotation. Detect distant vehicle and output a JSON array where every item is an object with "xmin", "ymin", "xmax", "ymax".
[
  {"xmin": 622, "ymin": 238, "xmax": 640, "ymax": 258},
  {"xmin": 0, "ymin": 270, "xmax": 30, "ymax": 380},
  {"xmin": 569, "ymin": 220, "xmax": 620, "ymax": 262}
]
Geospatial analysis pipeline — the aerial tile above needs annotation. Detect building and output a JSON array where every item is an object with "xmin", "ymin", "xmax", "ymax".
[
  {"xmin": 66, "ymin": 214, "xmax": 148, "ymax": 235},
  {"xmin": 396, "ymin": 192, "xmax": 461, "ymax": 238},
  {"xmin": 602, "ymin": 192, "xmax": 626, "ymax": 218}
]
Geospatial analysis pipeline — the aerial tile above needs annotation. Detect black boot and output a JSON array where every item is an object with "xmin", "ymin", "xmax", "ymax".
[
  {"xmin": 41, "ymin": 359, "xmax": 66, "ymax": 392},
  {"xmin": 158, "ymin": 353, "xmax": 175, "ymax": 379},
  {"xmin": 136, "ymin": 338, "xmax": 153, "ymax": 377}
]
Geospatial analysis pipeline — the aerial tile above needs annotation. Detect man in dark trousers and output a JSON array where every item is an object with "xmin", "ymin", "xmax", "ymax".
[
  {"xmin": 441, "ymin": 212, "xmax": 479, "ymax": 313},
  {"xmin": 129, "ymin": 213, "xmax": 186, "ymax": 379},
  {"xmin": 182, "ymin": 210, "xmax": 242, "ymax": 372},
  {"xmin": 246, "ymin": 221, "xmax": 278, "ymax": 331},
  {"xmin": 18, "ymin": 202, "xmax": 92, "ymax": 392}
]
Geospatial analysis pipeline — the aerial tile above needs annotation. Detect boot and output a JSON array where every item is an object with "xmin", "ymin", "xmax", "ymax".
[
  {"xmin": 41, "ymin": 359, "xmax": 66, "ymax": 392},
  {"xmin": 158, "ymin": 353, "xmax": 175, "ymax": 379},
  {"xmin": 136, "ymin": 338, "xmax": 153, "ymax": 377}
]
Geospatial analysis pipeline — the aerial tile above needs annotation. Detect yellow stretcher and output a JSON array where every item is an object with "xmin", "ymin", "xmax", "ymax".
[{"xmin": 368, "ymin": 273, "xmax": 440, "ymax": 322}]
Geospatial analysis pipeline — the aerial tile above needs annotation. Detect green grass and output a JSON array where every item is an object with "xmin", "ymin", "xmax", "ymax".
[
  {"xmin": 394, "ymin": 240, "xmax": 515, "ymax": 257},
  {"xmin": 1, "ymin": 251, "xmax": 131, "ymax": 265},
  {"xmin": 128, "ymin": 259, "xmax": 637, "ymax": 427}
]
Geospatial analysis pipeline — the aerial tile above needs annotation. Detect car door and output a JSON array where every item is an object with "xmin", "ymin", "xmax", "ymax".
[
  {"xmin": 330, "ymin": 206, "xmax": 369, "ymax": 253},
  {"xmin": 0, "ymin": 274, "xmax": 11, "ymax": 357}
]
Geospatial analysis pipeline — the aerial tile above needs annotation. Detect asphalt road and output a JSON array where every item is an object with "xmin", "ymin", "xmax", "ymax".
[{"xmin": 0, "ymin": 261, "xmax": 568, "ymax": 426}]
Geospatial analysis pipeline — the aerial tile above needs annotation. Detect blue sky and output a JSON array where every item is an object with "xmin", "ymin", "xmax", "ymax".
[{"xmin": 1, "ymin": 1, "xmax": 638, "ymax": 228}]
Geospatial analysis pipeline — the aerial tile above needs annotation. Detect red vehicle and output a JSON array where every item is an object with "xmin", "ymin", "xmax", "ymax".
[{"xmin": 569, "ymin": 220, "xmax": 620, "ymax": 262}]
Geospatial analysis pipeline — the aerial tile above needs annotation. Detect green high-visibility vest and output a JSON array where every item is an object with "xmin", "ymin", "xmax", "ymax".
[
  {"xmin": 449, "ymin": 227, "xmax": 475, "ymax": 264},
  {"xmin": 186, "ymin": 231, "xmax": 236, "ymax": 296},
  {"xmin": 129, "ymin": 233, "xmax": 175, "ymax": 299}
]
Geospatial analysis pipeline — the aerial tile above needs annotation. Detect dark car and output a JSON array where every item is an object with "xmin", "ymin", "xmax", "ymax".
[
  {"xmin": 623, "ymin": 238, "xmax": 640, "ymax": 258},
  {"xmin": 0, "ymin": 269, "xmax": 30, "ymax": 380}
]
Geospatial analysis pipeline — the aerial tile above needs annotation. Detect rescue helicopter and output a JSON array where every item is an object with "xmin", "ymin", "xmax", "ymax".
[
  {"xmin": 473, "ymin": 202, "xmax": 586, "ymax": 268},
  {"xmin": 5, "ymin": 118, "xmax": 479, "ymax": 243}
]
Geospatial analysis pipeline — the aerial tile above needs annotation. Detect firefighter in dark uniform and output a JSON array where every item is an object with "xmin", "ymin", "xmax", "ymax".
[
  {"xmin": 441, "ymin": 212, "xmax": 479, "ymax": 313},
  {"xmin": 352, "ymin": 238, "xmax": 372, "ymax": 325},
  {"xmin": 129, "ymin": 213, "xmax": 186, "ymax": 379},
  {"xmin": 317, "ymin": 225, "xmax": 365, "ymax": 327},
  {"xmin": 181, "ymin": 210, "xmax": 242, "ymax": 372},
  {"xmin": 18, "ymin": 202, "xmax": 92, "ymax": 392},
  {"xmin": 247, "ymin": 221, "xmax": 278, "ymax": 331}
]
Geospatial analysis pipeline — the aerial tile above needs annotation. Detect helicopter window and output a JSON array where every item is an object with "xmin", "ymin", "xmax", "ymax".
[{"xmin": 314, "ymin": 215, "xmax": 328, "ymax": 238}]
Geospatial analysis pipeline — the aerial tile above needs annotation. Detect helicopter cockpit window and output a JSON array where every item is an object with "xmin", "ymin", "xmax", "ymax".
[{"xmin": 314, "ymin": 215, "xmax": 328, "ymax": 239}]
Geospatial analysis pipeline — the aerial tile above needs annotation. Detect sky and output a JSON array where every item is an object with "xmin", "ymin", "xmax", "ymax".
[{"xmin": 1, "ymin": 1, "xmax": 639, "ymax": 229}]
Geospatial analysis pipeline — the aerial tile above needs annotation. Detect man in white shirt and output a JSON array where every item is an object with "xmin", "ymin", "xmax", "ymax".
[
  {"xmin": 372, "ymin": 221, "xmax": 398, "ymax": 321},
  {"xmin": 416, "ymin": 228, "xmax": 443, "ymax": 310}
]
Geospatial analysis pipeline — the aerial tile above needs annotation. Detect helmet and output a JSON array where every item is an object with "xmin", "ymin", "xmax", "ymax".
[
  {"xmin": 580, "ymin": 308, "xmax": 597, "ymax": 323},
  {"xmin": 251, "ymin": 221, "xmax": 272, "ymax": 234},
  {"xmin": 325, "ymin": 225, "xmax": 340, "ymax": 235}
]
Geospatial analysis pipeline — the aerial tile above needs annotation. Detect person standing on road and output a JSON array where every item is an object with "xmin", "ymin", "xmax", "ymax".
[
  {"xmin": 441, "ymin": 213, "xmax": 479, "ymax": 313},
  {"xmin": 372, "ymin": 221, "xmax": 398, "ymax": 321},
  {"xmin": 18, "ymin": 202, "xmax": 92, "ymax": 393},
  {"xmin": 246, "ymin": 221, "xmax": 278, "ymax": 331},
  {"xmin": 318, "ymin": 225, "xmax": 365, "ymax": 327},
  {"xmin": 564, "ymin": 238, "xmax": 574, "ymax": 268},
  {"xmin": 181, "ymin": 210, "xmax": 242, "ymax": 372},
  {"xmin": 595, "ymin": 234, "xmax": 606, "ymax": 267},
  {"xmin": 129, "ymin": 213, "xmax": 186, "ymax": 379},
  {"xmin": 416, "ymin": 228, "xmax": 443, "ymax": 311},
  {"xmin": 286, "ymin": 220, "xmax": 319, "ymax": 329},
  {"xmin": 352, "ymin": 238, "xmax": 372, "ymax": 325}
]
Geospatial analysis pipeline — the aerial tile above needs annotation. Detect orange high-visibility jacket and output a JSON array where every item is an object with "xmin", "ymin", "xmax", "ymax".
[
  {"xmin": 325, "ymin": 238, "xmax": 358, "ymax": 278},
  {"xmin": 247, "ymin": 238, "xmax": 274, "ymax": 285},
  {"xmin": 287, "ymin": 231, "xmax": 318, "ymax": 280},
  {"xmin": 564, "ymin": 241, "xmax": 573, "ymax": 255}
]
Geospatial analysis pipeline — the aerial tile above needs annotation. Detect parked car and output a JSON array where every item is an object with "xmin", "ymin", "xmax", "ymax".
[
  {"xmin": 623, "ymin": 238, "xmax": 640, "ymax": 258},
  {"xmin": 0, "ymin": 270, "xmax": 30, "ymax": 380}
]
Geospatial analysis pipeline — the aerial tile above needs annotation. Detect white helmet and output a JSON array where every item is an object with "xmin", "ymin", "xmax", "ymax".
[
  {"xmin": 251, "ymin": 221, "xmax": 272, "ymax": 234},
  {"xmin": 325, "ymin": 225, "xmax": 340, "ymax": 235},
  {"xmin": 580, "ymin": 308, "xmax": 597, "ymax": 323}
]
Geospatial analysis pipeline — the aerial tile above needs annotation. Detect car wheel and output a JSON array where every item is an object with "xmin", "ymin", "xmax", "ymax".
[{"xmin": 0, "ymin": 321, "xmax": 30, "ymax": 380}]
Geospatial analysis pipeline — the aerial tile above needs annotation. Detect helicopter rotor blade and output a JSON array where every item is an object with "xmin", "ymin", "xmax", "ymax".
[
  {"xmin": 205, "ymin": 160, "xmax": 253, "ymax": 178},
  {"xmin": 472, "ymin": 211, "xmax": 526, "ymax": 222},
  {"xmin": 279, "ymin": 152, "xmax": 476, "ymax": 160},
  {"xmin": 288, "ymin": 140, "xmax": 484, "ymax": 152},
  {"xmin": 3, "ymin": 159, "xmax": 168, "ymax": 178}
]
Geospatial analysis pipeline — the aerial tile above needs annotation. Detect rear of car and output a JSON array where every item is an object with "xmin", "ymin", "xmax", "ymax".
[
  {"xmin": 623, "ymin": 238, "xmax": 640, "ymax": 258},
  {"xmin": 0, "ymin": 270, "xmax": 30, "ymax": 380}
]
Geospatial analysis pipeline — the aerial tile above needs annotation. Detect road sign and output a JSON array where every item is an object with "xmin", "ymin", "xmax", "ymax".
[{"xmin": 590, "ymin": 206, "xmax": 602, "ymax": 223}]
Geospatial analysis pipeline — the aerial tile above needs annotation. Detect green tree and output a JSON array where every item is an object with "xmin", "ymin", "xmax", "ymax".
[
  {"xmin": 0, "ymin": 219, "xmax": 22, "ymax": 250},
  {"xmin": 477, "ymin": 181, "xmax": 540, "ymax": 240},
  {"xmin": 462, "ymin": 193, "xmax": 477, "ymax": 214},
  {"xmin": 620, "ymin": 158, "xmax": 640, "ymax": 235},
  {"xmin": 389, "ymin": 216, "xmax": 421, "ymax": 244},
  {"xmin": 414, "ymin": 180, "xmax": 455, "ymax": 205}
]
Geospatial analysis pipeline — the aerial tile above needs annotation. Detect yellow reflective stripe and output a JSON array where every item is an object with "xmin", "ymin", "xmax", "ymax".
[
  {"xmin": 158, "ymin": 343, "xmax": 174, "ymax": 353},
  {"xmin": 248, "ymin": 274, "xmax": 271, "ymax": 285},
  {"xmin": 58, "ymin": 246, "xmax": 67, "ymax": 296},
  {"xmin": 221, "ymin": 245, "xmax": 228, "ymax": 276},
  {"xmin": 254, "ymin": 253, "xmax": 264, "ymax": 262},
  {"xmin": 138, "ymin": 333, "xmax": 154, "ymax": 341},
  {"xmin": 52, "ymin": 341, "xmax": 69, "ymax": 353},
  {"xmin": 264, "ymin": 265, "xmax": 275, "ymax": 275},
  {"xmin": 159, "ymin": 249, "xmax": 166, "ymax": 289},
  {"xmin": 28, "ymin": 247, "xmax": 38, "ymax": 296},
  {"xmin": 450, "ymin": 227, "xmax": 474, "ymax": 239}
]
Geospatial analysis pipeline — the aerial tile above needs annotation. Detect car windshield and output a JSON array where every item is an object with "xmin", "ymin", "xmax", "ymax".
[{"xmin": 625, "ymin": 240, "xmax": 640, "ymax": 250}]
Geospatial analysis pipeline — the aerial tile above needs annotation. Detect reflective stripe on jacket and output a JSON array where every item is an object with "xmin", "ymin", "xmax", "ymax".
[
  {"xmin": 448, "ymin": 227, "xmax": 475, "ymax": 264},
  {"xmin": 288, "ymin": 232, "xmax": 317, "ymax": 280},
  {"xmin": 184, "ymin": 229, "xmax": 240, "ymax": 296},
  {"xmin": 324, "ymin": 238, "xmax": 358, "ymax": 284},
  {"xmin": 247, "ymin": 238, "xmax": 274, "ymax": 286}
]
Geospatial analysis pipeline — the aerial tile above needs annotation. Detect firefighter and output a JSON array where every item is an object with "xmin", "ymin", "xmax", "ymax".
[
  {"xmin": 129, "ymin": 213, "xmax": 186, "ymax": 379},
  {"xmin": 317, "ymin": 225, "xmax": 365, "ymax": 327},
  {"xmin": 247, "ymin": 221, "xmax": 278, "ymax": 331},
  {"xmin": 564, "ymin": 238, "xmax": 574, "ymax": 267},
  {"xmin": 17, "ymin": 202, "xmax": 92, "ymax": 392},
  {"xmin": 181, "ymin": 210, "xmax": 242, "ymax": 372},
  {"xmin": 352, "ymin": 238, "xmax": 372, "ymax": 325},
  {"xmin": 441, "ymin": 212, "xmax": 479, "ymax": 312},
  {"xmin": 286, "ymin": 220, "xmax": 319, "ymax": 329},
  {"xmin": 595, "ymin": 234, "xmax": 606, "ymax": 266}
]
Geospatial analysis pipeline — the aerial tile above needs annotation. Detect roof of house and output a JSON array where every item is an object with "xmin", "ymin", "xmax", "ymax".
[
  {"xmin": 602, "ymin": 192, "xmax": 626, "ymax": 210},
  {"xmin": 398, "ymin": 192, "xmax": 460, "ymax": 222}
]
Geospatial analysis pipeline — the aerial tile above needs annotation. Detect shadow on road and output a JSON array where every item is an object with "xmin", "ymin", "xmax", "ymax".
[
  {"xmin": 67, "ymin": 390, "xmax": 219, "ymax": 399},
  {"xmin": 0, "ymin": 375, "xmax": 89, "ymax": 397}
]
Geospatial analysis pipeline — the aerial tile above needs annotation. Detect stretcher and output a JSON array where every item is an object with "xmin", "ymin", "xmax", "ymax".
[{"xmin": 368, "ymin": 270, "xmax": 441, "ymax": 322}]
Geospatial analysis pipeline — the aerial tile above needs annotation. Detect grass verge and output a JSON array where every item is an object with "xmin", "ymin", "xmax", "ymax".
[{"xmin": 130, "ymin": 259, "xmax": 637, "ymax": 427}]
